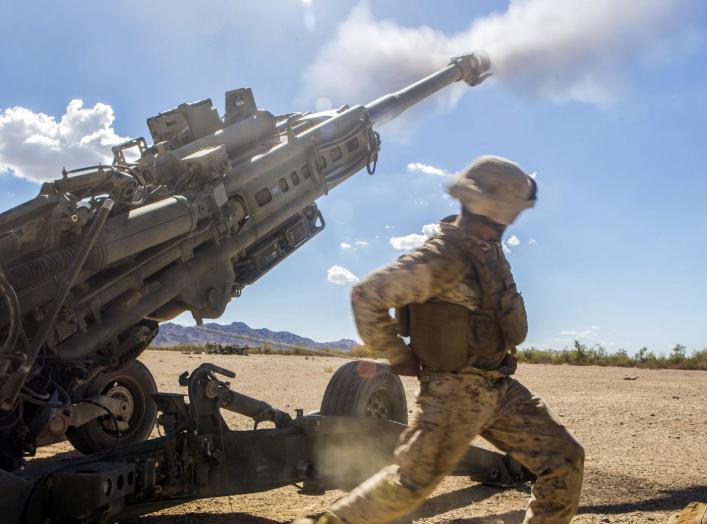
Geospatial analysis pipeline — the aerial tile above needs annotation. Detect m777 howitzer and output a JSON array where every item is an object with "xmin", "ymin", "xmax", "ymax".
[{"xmin": 0, "ymin": 52, "xmax": 530, "ymax": 522}]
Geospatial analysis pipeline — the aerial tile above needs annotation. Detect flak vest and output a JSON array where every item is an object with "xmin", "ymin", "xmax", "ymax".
[{"xmin": 396, "ymin": 234, "xmax": 528, "ymax": 372}]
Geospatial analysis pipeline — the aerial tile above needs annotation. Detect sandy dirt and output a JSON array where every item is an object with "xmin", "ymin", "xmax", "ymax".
[{"xmin": 34, "ymin": 350, "xmax": 706, "ymax": 523}]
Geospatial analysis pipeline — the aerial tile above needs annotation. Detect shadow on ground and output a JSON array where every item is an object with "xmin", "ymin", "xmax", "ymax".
[
  {"xmin": 412, "ymin": 483, "xmax": 528, "ymax": 520},
  {"xmin": 111, "ymin": 469, "xmax": 707, "ymax": 523},
  {"xmin": 578, "ymin": 485, "xmax": 707, "ymax": 515},
  {"xmin": 124, "ymin": 512, "xmax": 284, "ymax": 524},
  {"xmin": 447, "ymin": 510, "xmax": 526, "ymax": 524},
  {"xmin": 345, "ymin": 473, "xmax": 706, "ymax": 523},
  {"xmin": 389, "ymin": 483, "xmax": 529, "ymax": 524}
]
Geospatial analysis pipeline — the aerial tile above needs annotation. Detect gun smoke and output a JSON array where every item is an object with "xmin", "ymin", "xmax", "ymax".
[{"xmin": 301, "ymin": 0, "xmax": 701, "ymax": 112}]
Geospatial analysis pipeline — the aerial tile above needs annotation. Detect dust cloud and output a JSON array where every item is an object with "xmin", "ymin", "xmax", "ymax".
[{"xmin": 300, "ymin": 0, "xmax": 701, "ymax": 112}]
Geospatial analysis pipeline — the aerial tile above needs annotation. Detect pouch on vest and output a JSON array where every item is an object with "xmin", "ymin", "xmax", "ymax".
[
  {"xmin": 408, "ymin": 301, "xmax": 470, "ymax": 372},
  {"xmin": 499, "ymin": 289, "xmax": 528, "ymax": 347},
  {"xmin": 463, "ymin": 242, "xmax": 528, "ymax": 350},
  {"xmin": 467, "ymin": 308, "xmax": 506, "ymax": 366}
]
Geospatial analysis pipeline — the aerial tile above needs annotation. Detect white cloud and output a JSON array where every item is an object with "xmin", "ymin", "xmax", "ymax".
[
  {"xmin": 421, "ymin": 223, "xmax": 441, "ymax": 237},
  {"xmin": 340, "ymin": 240, "xmax": 368, "ymax": 250},
  {"xmin": 393, "ymin": 228, "xmax": 524, "ymax": 255},
  {"xmin": 300, "ymin": 1, "xmax": 699, "ymax": 114},
  {"xmin": 0, "ymin": 100, "xmax": 129, "ymax": 183},
  {"xmin": 560, "ymin": 326, "xmax": 601, "ymax": 339},
  {"xmin": 390, "ymin": 223, "xmax": 440, "ymax": 250},
  {"xmin": 390, "ymin": 233, "xmax": 428, "ymax": 250},
  {"xmin": 528, "ymin": 238, "xmax": 537, "ymax": 245},
  {"xmin": 407, "ymin": 162, "xmax": 447, "ymax": 177},
  {"xmin": 502, "ymin": 234, "xmax": 526, "ymax": 254},
  {"xmin": 327, "ymin": 265, "xmax": 359, "ymax": 285}
]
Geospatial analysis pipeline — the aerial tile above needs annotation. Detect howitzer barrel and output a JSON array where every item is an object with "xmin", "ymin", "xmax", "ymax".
[{"xmin": 365, "ymin": 51, "xmax": 491, "ymax": 126}]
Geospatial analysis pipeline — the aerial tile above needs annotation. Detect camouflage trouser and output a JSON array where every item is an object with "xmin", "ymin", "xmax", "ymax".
[{"xmin": 329, "ymin": 368, "xmax": 584, "ymax": 524}]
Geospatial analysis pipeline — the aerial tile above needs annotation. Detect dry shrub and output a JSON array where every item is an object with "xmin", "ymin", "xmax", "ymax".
[
  {"xmin": 518, "ymin": 342, "xmax": 707, "ymax": 370},
  {"xmin": 152, "ymin": 342, "xmax": 706, "ymax": 371}
]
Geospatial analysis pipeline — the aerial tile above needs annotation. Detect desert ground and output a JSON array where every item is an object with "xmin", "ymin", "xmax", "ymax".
[{"xmin": 34, "ymin": 350, "xmax": 706, "ymax": 523}]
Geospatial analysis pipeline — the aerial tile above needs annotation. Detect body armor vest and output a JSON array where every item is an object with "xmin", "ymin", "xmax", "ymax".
[{"xmin": 397, "ymin": 235, "xmax": 528, "ymax": 372}]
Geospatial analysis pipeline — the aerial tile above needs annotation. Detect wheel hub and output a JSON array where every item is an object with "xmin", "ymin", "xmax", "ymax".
[
  {"xmin": 365, "ymin": 388, "xmax": 392, "ymax": 419},
  {"xmin": 100, "ymin": 383, "xmax": 134, "ymax": 431}
]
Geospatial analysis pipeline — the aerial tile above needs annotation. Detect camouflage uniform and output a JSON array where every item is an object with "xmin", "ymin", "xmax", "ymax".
[{"xmin": 328, "ymin": 221, "xmax": 585, "ymax": 524}]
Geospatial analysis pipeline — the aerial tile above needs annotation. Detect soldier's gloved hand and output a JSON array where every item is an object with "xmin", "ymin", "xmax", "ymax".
[{"xmin": 389, "ymin": 352, "xmax": 420, "ymax": 376}]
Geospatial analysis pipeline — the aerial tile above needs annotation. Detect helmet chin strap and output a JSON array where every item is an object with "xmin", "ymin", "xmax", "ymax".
[
  {"xmin": 480, "ymin": 215, "xmax": 507, "ymax": 238},
  {"xmin": 457, "ymin": 208, "xmax": 507, "ymax": 241}
]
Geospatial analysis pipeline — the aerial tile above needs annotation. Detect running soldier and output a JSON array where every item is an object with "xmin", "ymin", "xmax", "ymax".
[{"xmin": 297, "ymin": 155, "xmax": 584, "ymax": 524}]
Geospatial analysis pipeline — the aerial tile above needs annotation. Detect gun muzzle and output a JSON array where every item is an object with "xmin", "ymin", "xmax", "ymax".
[
  {"xmin": 365, "ymin": 50, "xmax": 492, "ymax": 126},
  {"xmin": 451, "ymin": 51, "xmax": 492, "ymax": 86}
]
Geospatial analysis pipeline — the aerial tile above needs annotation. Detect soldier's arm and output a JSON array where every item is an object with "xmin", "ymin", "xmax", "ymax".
[{"xmin": 351, "ymin": 238, "xmax": 465, "ymax": 364}]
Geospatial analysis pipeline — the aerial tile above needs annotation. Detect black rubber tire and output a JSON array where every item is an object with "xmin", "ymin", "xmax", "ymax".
[
  {"xmin": 66, "ymin": 360, "xmax": 157, "ymax": 455},
  {"xmin": 321, "ymin": 360, "xmax": 408, "ymax": 424}
]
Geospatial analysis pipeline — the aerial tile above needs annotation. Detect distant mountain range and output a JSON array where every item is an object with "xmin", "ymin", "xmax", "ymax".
[{"xmin": 152, "ymin": 321, "xmax": 357, "ymax": 352}]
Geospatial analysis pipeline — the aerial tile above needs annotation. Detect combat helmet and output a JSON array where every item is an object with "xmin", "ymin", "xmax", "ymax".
[{"xmin": 449, "ymin": 155, "xmax": 537, "ymax": 225}]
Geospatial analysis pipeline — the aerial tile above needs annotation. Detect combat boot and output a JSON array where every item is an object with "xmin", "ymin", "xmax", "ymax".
[{"xmin": 668, "ymin": 503, "xmax": 707, "ymax": 524}]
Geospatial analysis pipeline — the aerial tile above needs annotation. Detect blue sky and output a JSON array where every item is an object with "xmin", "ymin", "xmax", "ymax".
[{"xmin": 1, "ymin": 1, "xmax": 706, "ymax": 354}]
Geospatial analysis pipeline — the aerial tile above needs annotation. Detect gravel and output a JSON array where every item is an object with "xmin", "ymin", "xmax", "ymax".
[{"xmin": 34, "ymin": 351, "xmax": 707, "ymax": 523}]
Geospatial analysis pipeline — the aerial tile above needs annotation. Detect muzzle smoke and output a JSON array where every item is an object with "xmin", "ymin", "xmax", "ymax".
[{"xmin": 300, "ymin": 0, "xmax": 701, "ymax": 113}]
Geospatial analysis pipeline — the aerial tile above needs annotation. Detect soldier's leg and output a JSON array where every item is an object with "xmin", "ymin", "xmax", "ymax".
[
  {"xmin": 481, "ymin": 380, "xmax": 584, "ymax": 524},
  {"xmin": 329, "ymin": 371, "xmax": 502, "ymax": 524}
]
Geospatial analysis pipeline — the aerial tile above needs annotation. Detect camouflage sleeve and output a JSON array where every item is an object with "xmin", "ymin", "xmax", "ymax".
[{"xmin": 351, "ymin": 237, "xmax": 466, "ymax": 364}]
